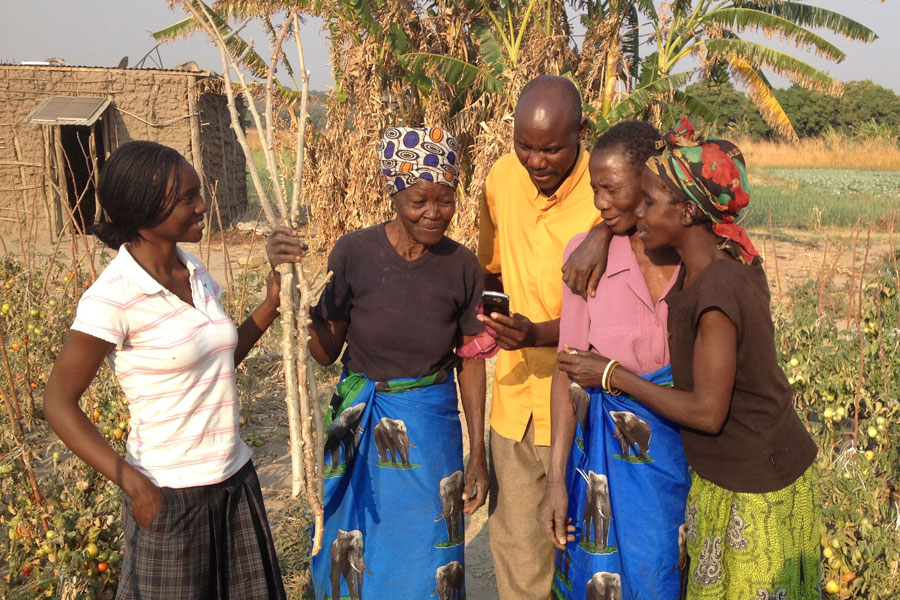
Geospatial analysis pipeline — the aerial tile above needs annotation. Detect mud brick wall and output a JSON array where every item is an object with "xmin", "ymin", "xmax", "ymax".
[{"xmin": 0, "ymin": 65, "xmax": 245, "ymax": 238}]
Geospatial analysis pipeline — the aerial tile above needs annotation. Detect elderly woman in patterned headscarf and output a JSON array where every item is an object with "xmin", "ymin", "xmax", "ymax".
[
  {"xmin": 268, "ymin": 126, "xmax": 488, "ymax": 599},
  {"xmin": 571, "ymin": 118, "xmax": 819, "ymax": 600}
]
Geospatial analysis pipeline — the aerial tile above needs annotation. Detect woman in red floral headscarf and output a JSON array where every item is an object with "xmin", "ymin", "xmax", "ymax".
[{"xmin": 563, "ymin": 118, "xmax": 820, "ymax": 599}]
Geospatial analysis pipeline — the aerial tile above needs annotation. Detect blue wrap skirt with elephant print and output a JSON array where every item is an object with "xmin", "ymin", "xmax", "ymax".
[
  {"xmin": 311, "ymin": 369, "xmax": 466, "ymax": 600},
  {"xmin": 553, "ymin": 365, "xmax": 691, "ymax": 600}
]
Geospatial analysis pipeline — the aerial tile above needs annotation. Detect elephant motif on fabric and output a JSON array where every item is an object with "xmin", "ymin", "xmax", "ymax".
[
  {"xmin": 580, "ymin": 469, "xmax": 612, "ymax": 549},
  {"xmin": 325, "ymin": 402, "xmax": 367, "ymax": 470},
  {"xmin": 608, "ymin": 410, "xmax": 651, "ymax": 460},
  {"xmin": 434, "ymin": 470, "xmax": 465, "ymax": 544},
  {"xmin": 586, "ymin": 571, "xmax": 622, "ymax": 600},
  {"xmin": 330, "ymin": 529, "xmax": 372, "ymax": 600},
  {"xmin": 434, "ymin": 560, "xmax": 463, "ymax": 600},
  {"xmin": 570, "ymin": 383, "xmax": 591, "ymax": 441},
  {"xmin": 373, "ymin": 417, "xmax": 416, "ymax": 466},
  {"xmin": 554, "ymin": 547, "xmax": 572, "ymax": 585}
]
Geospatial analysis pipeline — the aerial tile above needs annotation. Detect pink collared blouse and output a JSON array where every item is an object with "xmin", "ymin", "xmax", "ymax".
[{"xmin": 558, "ymin": 233, "xmax": 679, "ymax": 375}]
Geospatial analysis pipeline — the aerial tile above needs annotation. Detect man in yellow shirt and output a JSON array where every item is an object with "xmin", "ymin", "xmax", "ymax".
[{"xmin": 477, "ymin": 75, "xmax": 607, "ymax": 599}]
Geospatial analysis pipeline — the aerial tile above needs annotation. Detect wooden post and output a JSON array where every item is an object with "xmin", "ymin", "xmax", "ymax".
[
  {"xmin": 187, "ymin": 76, "xmax": 210, "ymax": 209},
  {"xmin": 40, "ymin": 127, "xmax": 61, "ymax": 238},
  {"xmin": 10, "ymin": 134, "xmax": 31, "ymax": 269},
  {"xmin": 53, "ymin": 127, "xmax": 71, "ymax": 236},
  {"xmin": 90, "ymin": 122, "xmax": 101, "ymax": 225}
]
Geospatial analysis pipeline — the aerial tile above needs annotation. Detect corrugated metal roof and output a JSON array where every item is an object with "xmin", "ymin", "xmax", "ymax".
[{"xmin": 25, "ymin": 96, "xmax": 111, "ymax": 125}]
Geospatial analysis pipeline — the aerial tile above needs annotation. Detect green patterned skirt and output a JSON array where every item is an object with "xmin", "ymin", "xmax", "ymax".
[{"xmin": 685, "ymin": 464, "xmax": 820, "ymax": 600}]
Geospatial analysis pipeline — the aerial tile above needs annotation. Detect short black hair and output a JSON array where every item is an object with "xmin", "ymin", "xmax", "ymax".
[
  {"xmin": 592, "ymin": 120, "xmax": 661, "ymax": 174},
  {"xmin": 90, "ymin": 141, "xmax": 185, "ymax": 248},
  {"xmin": 517, "ymin": 75, "xmax": 582, "ymax": 125}
]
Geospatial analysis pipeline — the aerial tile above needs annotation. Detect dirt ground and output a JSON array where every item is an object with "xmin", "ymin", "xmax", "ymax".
[{"xmin": 16, "ymin": 222, "xmax": 896, "ymax": 599}]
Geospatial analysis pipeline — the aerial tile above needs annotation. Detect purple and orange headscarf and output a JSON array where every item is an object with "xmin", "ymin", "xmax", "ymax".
[
  {"xmin": 646, "ymin": 118, "xmax": 760, "ymax": 264},
  {"xmin": 377, "ymin": 126, "xmax": 460, "ymax": 196}
]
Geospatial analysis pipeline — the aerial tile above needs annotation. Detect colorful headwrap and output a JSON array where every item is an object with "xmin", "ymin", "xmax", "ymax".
[
  {"xmin": 646, "ymin": 117, "xmax": 761, "ymax": 264},
  {"xmin": 377, "ymin": 126, "xmax": 460, "ymax": 196}
]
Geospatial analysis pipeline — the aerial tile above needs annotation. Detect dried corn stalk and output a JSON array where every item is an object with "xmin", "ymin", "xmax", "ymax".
[{"xmin": 183, "ymin": 2, "xmax": 329, "ymax": 554}]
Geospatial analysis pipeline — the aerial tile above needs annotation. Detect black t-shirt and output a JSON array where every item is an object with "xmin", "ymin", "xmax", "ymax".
[
  {"xmin": 665, "ymin": 258, "xmax": 817, "ymax": 493},
  {"xmin": 314, "ymin": 223, "xmax": 484, "ymax": 382}
]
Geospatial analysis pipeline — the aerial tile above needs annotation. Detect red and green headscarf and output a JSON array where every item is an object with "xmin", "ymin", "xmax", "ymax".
[{"xmin": 646, "ymin": 117, "xmax": 760, "ymax": 264}]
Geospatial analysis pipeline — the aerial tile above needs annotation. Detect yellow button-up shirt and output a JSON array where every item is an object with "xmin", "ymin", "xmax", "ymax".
[{"xmin": 478, "ymin": 148, "xmax": 601, "ymax": 445}]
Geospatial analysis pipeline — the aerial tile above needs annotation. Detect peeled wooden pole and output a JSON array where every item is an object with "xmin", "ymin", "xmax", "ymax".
[
  {"xmin": 185, "ymin": 1, "xmax": 328, "ymax": 553},
  {"xmin": 278, "ymin": 268, "xmax": 305, "ymax": 496}
]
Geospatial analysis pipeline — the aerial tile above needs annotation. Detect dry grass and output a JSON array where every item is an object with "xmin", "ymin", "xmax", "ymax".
[{"xmin": 738, "ymin": 135, "xmax": 900, "ymax": 171}]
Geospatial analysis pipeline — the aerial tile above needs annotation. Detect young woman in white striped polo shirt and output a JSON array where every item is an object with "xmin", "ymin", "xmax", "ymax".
[{"xmin": 44, "ymin": 141, "xmax": 287, "ymax": 599}]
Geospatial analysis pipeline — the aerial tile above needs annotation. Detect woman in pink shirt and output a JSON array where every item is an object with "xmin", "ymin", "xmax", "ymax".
[{"xmin": 538, "ymin": 121, "xmax": 691, "ymax": 599}]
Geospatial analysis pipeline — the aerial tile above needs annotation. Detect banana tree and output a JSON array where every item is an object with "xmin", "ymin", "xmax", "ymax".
[
  {"xmin": 646, "ymin": 0, "xmax": 877, "ymax": 140},
  {"xmin": 570, "ymin": 0, "xmax": 655, "ymax": 119}
]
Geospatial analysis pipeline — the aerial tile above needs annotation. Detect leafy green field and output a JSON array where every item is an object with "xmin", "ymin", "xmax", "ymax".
[
  {"xmin": 744, "ymin": 169, "xmax": 899, "ymax": 230},
  {"xmin": 246, "ymin": 150, "xmax": 296, "ymax": 214}
]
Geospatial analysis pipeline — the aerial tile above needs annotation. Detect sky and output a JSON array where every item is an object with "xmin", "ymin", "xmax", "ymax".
[{"xmin": 1, "ymin": 0, "xmax": 897, "ymax": 93}]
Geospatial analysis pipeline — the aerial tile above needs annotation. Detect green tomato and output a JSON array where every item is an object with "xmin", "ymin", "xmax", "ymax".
[
  {"xmin": 823, "ymin": 408, "xmax": 835, "ymax": 420},
  {"xmin": 789, "ymin": 357, "xmax": 800, "ymax": 367},
  {"xmin": 867, "ymin": 426, "xmax": 878, "ymax": 438}
]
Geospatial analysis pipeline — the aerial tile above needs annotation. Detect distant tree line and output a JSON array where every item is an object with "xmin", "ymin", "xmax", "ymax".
[{"xmin": 683, "ymin": 79, "xmax": 900, "ymax": 140}]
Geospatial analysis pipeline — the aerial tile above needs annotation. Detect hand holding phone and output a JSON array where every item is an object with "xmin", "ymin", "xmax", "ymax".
[{"xmin": 482, "ymin": 291, "xmax": 510, "ymax": 317}]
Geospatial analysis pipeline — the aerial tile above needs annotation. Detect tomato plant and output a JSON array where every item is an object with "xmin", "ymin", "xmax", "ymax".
[{"xmin": 774, "ymin": 252, "xmax": 900, "ymax": 598}]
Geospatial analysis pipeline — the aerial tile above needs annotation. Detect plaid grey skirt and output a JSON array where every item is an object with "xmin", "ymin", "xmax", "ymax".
[{"xmin": 116, "ymin": 460, "xmax": 286, "ymax": 600}]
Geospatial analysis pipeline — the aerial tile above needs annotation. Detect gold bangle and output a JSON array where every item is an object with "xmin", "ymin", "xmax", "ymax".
[
  {"xmin": 607, "ymin": 362, "xmax": 622, "ymax": 396},
  {"xmin": 601, "ymin": 359, "xmax": 618, "ymax": 392}
]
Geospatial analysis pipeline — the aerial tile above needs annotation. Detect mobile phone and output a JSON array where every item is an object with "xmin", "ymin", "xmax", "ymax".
[{"xmin": 482, "ymin": 291, "xmax": 510, "ymax": 317}]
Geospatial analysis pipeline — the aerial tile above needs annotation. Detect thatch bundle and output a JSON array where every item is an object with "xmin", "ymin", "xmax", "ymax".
[{"xmin": 303, "ymin": 0, "xmax": 589, "ymax": 251}]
